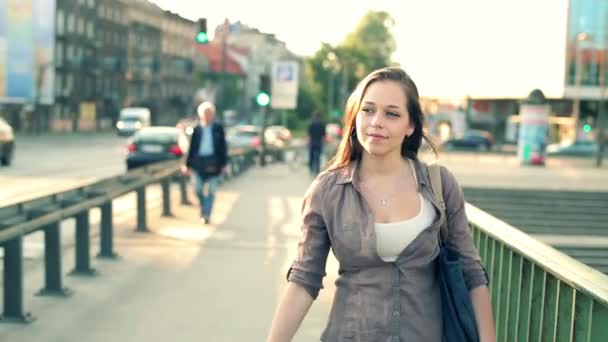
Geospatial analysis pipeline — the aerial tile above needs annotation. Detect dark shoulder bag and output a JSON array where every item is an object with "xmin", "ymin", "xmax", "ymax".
[{"xmin": 428, "ymin": 163, "xmax": 480, "ymax": 342}]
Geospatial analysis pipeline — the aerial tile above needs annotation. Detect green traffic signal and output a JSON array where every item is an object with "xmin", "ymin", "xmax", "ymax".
[
  {"xmin": 196, "ymin": 32, "xmax": 208, "ymax": 44},
  {"xmin": 583, "ymin": 124, "xmax": 592, "ymax": 133},
  {"xmin": 256, "ymin": 92, "xmax": 270, "ymax": 107}
]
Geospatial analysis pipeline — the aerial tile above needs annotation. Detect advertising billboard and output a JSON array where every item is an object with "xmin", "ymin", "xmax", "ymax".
[{"xmin": 0, "ymin": 0, "xmax": 54, "ymax": 104}]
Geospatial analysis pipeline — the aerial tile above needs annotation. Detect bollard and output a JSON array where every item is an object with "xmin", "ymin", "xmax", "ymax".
[
  {"xmin": 98, "ymin": 201, "xmax": 117, "ymax": 259},
  {"xmin": 1, "ymin": 237, "xmax": 34, "ymax": 323},
  {"xmin": 136, "ymin": 187, "xmax": 147, "ymax": 232},
  {"xmin": 70, "ymin": 210, "xmax": 96, "ymax": 276},
  {"xmin": 179, "ymin": 174, "xmax": 191, "ymax": 205},
  {"xmin": 37, "ymin": 222, "xmax": 72, "ymax": 297},
  {"xmin": 161, "ymin": 179, "xmax": 172, "ymax": 217}
]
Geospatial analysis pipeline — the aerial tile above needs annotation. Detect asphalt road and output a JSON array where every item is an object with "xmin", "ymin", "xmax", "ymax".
[{"xmin": 0, "ymin": 132, "xmax": 128, "ymax": 205}]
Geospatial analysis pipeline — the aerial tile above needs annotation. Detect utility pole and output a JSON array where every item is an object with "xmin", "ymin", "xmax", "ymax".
[
  {"xmin": 218, "ymin": 19, "xmax": 229, "ymax": 125},
  {"xmin": 596, "ymin": 15, "xmax": 607, "ymax": 167}
]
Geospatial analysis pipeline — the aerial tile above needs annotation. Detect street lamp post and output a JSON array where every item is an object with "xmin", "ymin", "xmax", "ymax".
[
  {"xmin": 596, "ymin": 15, "xmax": 608, "ymax": 167},
  {"xmin": 573, "ymin": 32, "xmax": 593, "ymax": 141}
]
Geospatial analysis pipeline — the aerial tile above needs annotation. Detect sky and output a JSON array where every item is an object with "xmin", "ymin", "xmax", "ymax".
[{"xmin": 150, "ymin": 0, "xmax": 571, "ymax": 100}]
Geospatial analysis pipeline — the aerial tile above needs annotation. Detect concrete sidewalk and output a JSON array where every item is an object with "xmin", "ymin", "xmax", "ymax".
[{"xmin": 0, "ymin": 164, "xmax": 338, "ymax": 342}]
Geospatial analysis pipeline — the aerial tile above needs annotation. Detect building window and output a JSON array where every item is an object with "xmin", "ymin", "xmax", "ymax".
[
  {"xmin": 88, "ymin": 0, "xmax": 94, "ymax": 8},
  {"xmin": 87, "ymin": 22, "xmax": 94, "ymax": 39},
  {"xmin": 65, "ymin": 73, "xmax": 73, "ymax": 92},
  {"xmin": 55, "ymin": 74, "xmax": 62, "ymax": 96},
  {"xmin": 67, "ymin": 13, "xmax": 75, "ymax": 33},
  {"xmin": 55, "ymin": 42, "xmax": 64, "ymax": 66},
  {"xmin": 78, "ymin": 17, "xmax": 85, "ymax": 35},
  {"xmin": 66, "ymin": 44, "xmax": 74, "ymax": 62},
  {"xmin": 56, "ymin": 10, "xmax": 64, "ymax": 35}
]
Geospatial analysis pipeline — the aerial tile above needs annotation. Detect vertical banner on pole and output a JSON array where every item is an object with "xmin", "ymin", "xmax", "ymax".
[
  {"xmin": 518, "ymin": 103, "xmax": 550, "ymax": 165},
  {"xmin": 270, "ymin": 61, "xmax": 299, "ymax": 110}
]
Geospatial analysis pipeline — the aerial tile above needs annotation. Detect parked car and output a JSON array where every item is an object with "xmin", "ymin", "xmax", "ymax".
[
  {"xmin": 176, "ymin": 116, "xmax": 198, "ymax": 137},
  {"xmin": 443, "ymin": 130, "xmax": 494, "ymax": 151},
  {"xmin": 265, "ymin": 125, "xmax": 292, "ymax": 148},
  {"xmin": 325, "ymin": 123, "xmax": 343, "ymax": 145},
  {"xmin": 226, "ymin": 125, "xmax": 262, "ymax": 151},
  {"xmin": 547, "ymin": 140, "xmax": 602, "ymax": 157},
  {"xmin": 125, "ymin": 127, "xmax": 189, "ymax": 170},
  {"xmin": 0, "ymin": 117, "xmax": 15, "ymax": 166}
]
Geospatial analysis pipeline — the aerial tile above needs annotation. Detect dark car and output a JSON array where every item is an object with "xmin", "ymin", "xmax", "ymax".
[
  {"xmin": 0, "ymin": 117, "xmax": 15, "ymax": 166},
  {"xmin": 547, "ymin": 140, "xmax": 606, "ymax": 157},
  {"xmin": 125, "ymin": 126, "xmax": 189, "ymax": 170},
  {"xmin": 443, "ymin": 130, "xmax": 494, "ymax": 151}
]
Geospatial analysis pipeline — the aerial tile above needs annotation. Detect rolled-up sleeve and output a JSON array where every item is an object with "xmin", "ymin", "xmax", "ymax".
[
  {"xmin": 440, "ymin": 167, "xmax": 489, "ymax": 290},
  {"xmin": 286, "ymin": 176, "xmax": 331, "ymax": 300}
]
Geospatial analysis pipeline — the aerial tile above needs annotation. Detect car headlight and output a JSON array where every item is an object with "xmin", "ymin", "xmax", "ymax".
[
  {"xmin": 117, "ymin": 122, "xmax": 124, "ymax": 129},
  {"xmin": 134, "ymin": 121, "xmax": 142, "ymax": 129},
  {"xmin": 186, "ymin": 126, "xmax": 194, "ymax": 135}
]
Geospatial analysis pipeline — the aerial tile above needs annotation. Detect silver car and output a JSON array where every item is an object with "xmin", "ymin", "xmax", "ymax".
[{"xmin": 0, "ymin": 117, "xmax": 15, "ymax": 166}]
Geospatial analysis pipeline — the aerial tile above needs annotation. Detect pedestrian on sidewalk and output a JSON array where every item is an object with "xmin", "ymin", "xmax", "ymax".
[
  {"xmin": 267, "ymin": 67, "xmax": 495, "ymax": 341},
  {"xmin": 182, "ymin": 101, "xmax": 228, "ymax": 224},
  {"xmin": 308, "ymin": 111, "xmax": 326, "ymax": 175}
]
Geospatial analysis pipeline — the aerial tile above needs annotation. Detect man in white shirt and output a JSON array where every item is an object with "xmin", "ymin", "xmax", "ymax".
[{"xmin": 183, "ymin": 102, "xmax": 228, "ymax": 224}]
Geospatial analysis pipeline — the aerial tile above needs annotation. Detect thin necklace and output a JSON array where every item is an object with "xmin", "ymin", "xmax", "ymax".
[{"xmin": 359, "ymin": 167, "xmax": 409, "ymax": 208}]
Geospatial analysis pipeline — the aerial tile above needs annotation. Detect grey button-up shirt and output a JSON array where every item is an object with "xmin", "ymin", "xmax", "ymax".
[{"xmin": 287, "ymin": 157, "xmax": 488, "ymax": 342}]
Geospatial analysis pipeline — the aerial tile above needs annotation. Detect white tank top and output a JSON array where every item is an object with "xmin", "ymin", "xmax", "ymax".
[
  {"xmin": 374, "ymin": 160, "xmax": 436, "ymax": 262},
  {"xmin": 375, "ymin": 194, "xmax": 435, "ymax": 262}
]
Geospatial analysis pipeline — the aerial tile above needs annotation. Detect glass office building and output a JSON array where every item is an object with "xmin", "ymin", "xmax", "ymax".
[{"xmin": 566, "ymin": 0, "xmax": 608, "ymax": 87}]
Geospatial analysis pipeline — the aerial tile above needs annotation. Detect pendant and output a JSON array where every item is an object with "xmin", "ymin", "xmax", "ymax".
[{"xmin": 380, "ymin": 199, "xmax": 388, "ymax": 207}]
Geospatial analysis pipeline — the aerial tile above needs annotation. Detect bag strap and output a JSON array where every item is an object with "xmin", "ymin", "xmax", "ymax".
[{"xmin": 427, "ymin": 163, "xmax": 448, "ymax": 244}]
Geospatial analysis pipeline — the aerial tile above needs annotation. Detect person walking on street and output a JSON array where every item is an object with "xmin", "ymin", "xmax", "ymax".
[
  {"xmin": 308, "ymin": 111, "xmax": 326, "ymax": 175},
  {"xmin": 267, "ymin": 67, "xmax": 495, "ymax": 341},
  {"xmin": 182, "ymin": 102, "xmax": 228, "ymax": 224}
]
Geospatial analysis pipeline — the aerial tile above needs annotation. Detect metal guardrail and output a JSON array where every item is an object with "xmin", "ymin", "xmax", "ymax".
[
  {"xmin": 0, "ymin": 148, "xmax": 257, "ymax": 323},
  {"xmin": 467, "ymin": 203, "xmax": 608, "ymax": 342}
]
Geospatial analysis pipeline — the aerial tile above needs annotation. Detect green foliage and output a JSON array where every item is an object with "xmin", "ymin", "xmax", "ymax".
[{"xmin": 297, "ymin": 10, "xmax": 397, "ymax": 126}]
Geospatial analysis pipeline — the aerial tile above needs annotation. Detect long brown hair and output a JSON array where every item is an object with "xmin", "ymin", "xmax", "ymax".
[{"xmin": 328, "ymin": 67, "xmax": 438, "ymax": 170}]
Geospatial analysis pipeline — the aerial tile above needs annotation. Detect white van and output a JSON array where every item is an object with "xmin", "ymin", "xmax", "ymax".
[{"xmin": 116, "ymin": 107, "xmax": 151, "ymax": 136}]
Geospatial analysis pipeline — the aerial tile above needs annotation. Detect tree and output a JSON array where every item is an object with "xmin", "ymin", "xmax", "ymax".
[{"xmin": 299, "ymin": 11, "xmax": 397, "ymax": 121}]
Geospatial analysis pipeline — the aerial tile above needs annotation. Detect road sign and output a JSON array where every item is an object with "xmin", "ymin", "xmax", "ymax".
[{"xmin": 271, "ymin": 61, "xmax": 298, "ymax": 110}]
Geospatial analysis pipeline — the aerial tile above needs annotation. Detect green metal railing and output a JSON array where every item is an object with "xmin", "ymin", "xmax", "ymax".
[{"xmin": 467, "ymin": 203, "xmax": 608, "ymax": 342}]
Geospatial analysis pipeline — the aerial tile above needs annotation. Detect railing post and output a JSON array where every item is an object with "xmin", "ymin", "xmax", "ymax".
[
  {"xmin": 179, "ymin": 174, "xmax": 191, "ymax": 205},
  {"xmin": 98, "ymin": 201, "xmax": 117, "ymax": 259},
  {"xmin": 161, "ymin": 179, "xmax": 172, "ymax": 217},
  {"xmin": 1, "ymin": 237, "xmax": 34, "ymax": 323},
  {"xmin": 70, "ymin": 210, "xmax": 96, "ymax": 276},
  {"xmin": 136, "ymin": 187, "xmax": 147, "ymax": 232},
  {"xmin": 37, "ymin": 222, "xmax": 72, "ymax": 297}
]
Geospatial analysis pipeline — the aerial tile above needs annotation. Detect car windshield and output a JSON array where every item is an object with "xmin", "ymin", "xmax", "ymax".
[
  {"xmin": 135, "ymin": 130, "xmax": 178, "ymax": 144},
  {"xmin": 121, "ymin": 116, "xmax": 143, "ymax": 122}
]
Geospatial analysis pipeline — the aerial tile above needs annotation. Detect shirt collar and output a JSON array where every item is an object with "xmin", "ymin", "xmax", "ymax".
[{"xmin": 335, "ymin": 155, "xmax": 430, "ymax": 188}]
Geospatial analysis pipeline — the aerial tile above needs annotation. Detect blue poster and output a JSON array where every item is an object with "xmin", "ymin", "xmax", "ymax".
[
  {"xmin": 33, "ymin": 0, "xmax": 55, "ymax": 104},
  {"xmin": 0, "ymin": 0, "xmax": 7, "ymax": 98},
  {"xmin": 6, "ymin": 0, "xmax": 34, "ymax": 101}
]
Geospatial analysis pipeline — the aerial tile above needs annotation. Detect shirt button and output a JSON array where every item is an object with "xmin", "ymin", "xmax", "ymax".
[
  {"xmin": 392, "ymin": 287, "xmax": 399, "ymax": 293},
  {"xmin": 342, "ymin": 224, "xmax": 349, "ymax": 230},
  {"xmin": 393, "ymin": 311, "xmax": 400, "ymax": 317}
]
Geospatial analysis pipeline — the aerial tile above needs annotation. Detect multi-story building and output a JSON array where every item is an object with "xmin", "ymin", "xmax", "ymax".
[
  {"xmin": 160, "ymin": 11, "xmax": 197, "ymax": 124},
  {"xmin": 125, "ymin": 0, "xmax": 163, "ymax": 124},
  {"xmin": 213, "ymin": 21, "xmax": 299, "ymax": 119},
  {"xmin": 96, "ymin": 0, "xmax": 129, "ymax": 127},
  {"xmin": 54, "ymin": 0, "xmax": 98, "ymax": 131}
]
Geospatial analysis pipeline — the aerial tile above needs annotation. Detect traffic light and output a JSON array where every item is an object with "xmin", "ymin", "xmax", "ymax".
[
  {"xmin": 196, "ymin": 18, "xmax": 208, "ymax": 44},
  {"xmin": 584, "ymin": 123, "xmax": 592, "ymax": 133},
  {"xmin": 256, "ymin": 74, "xmax": 271, "ymax": 107}
]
